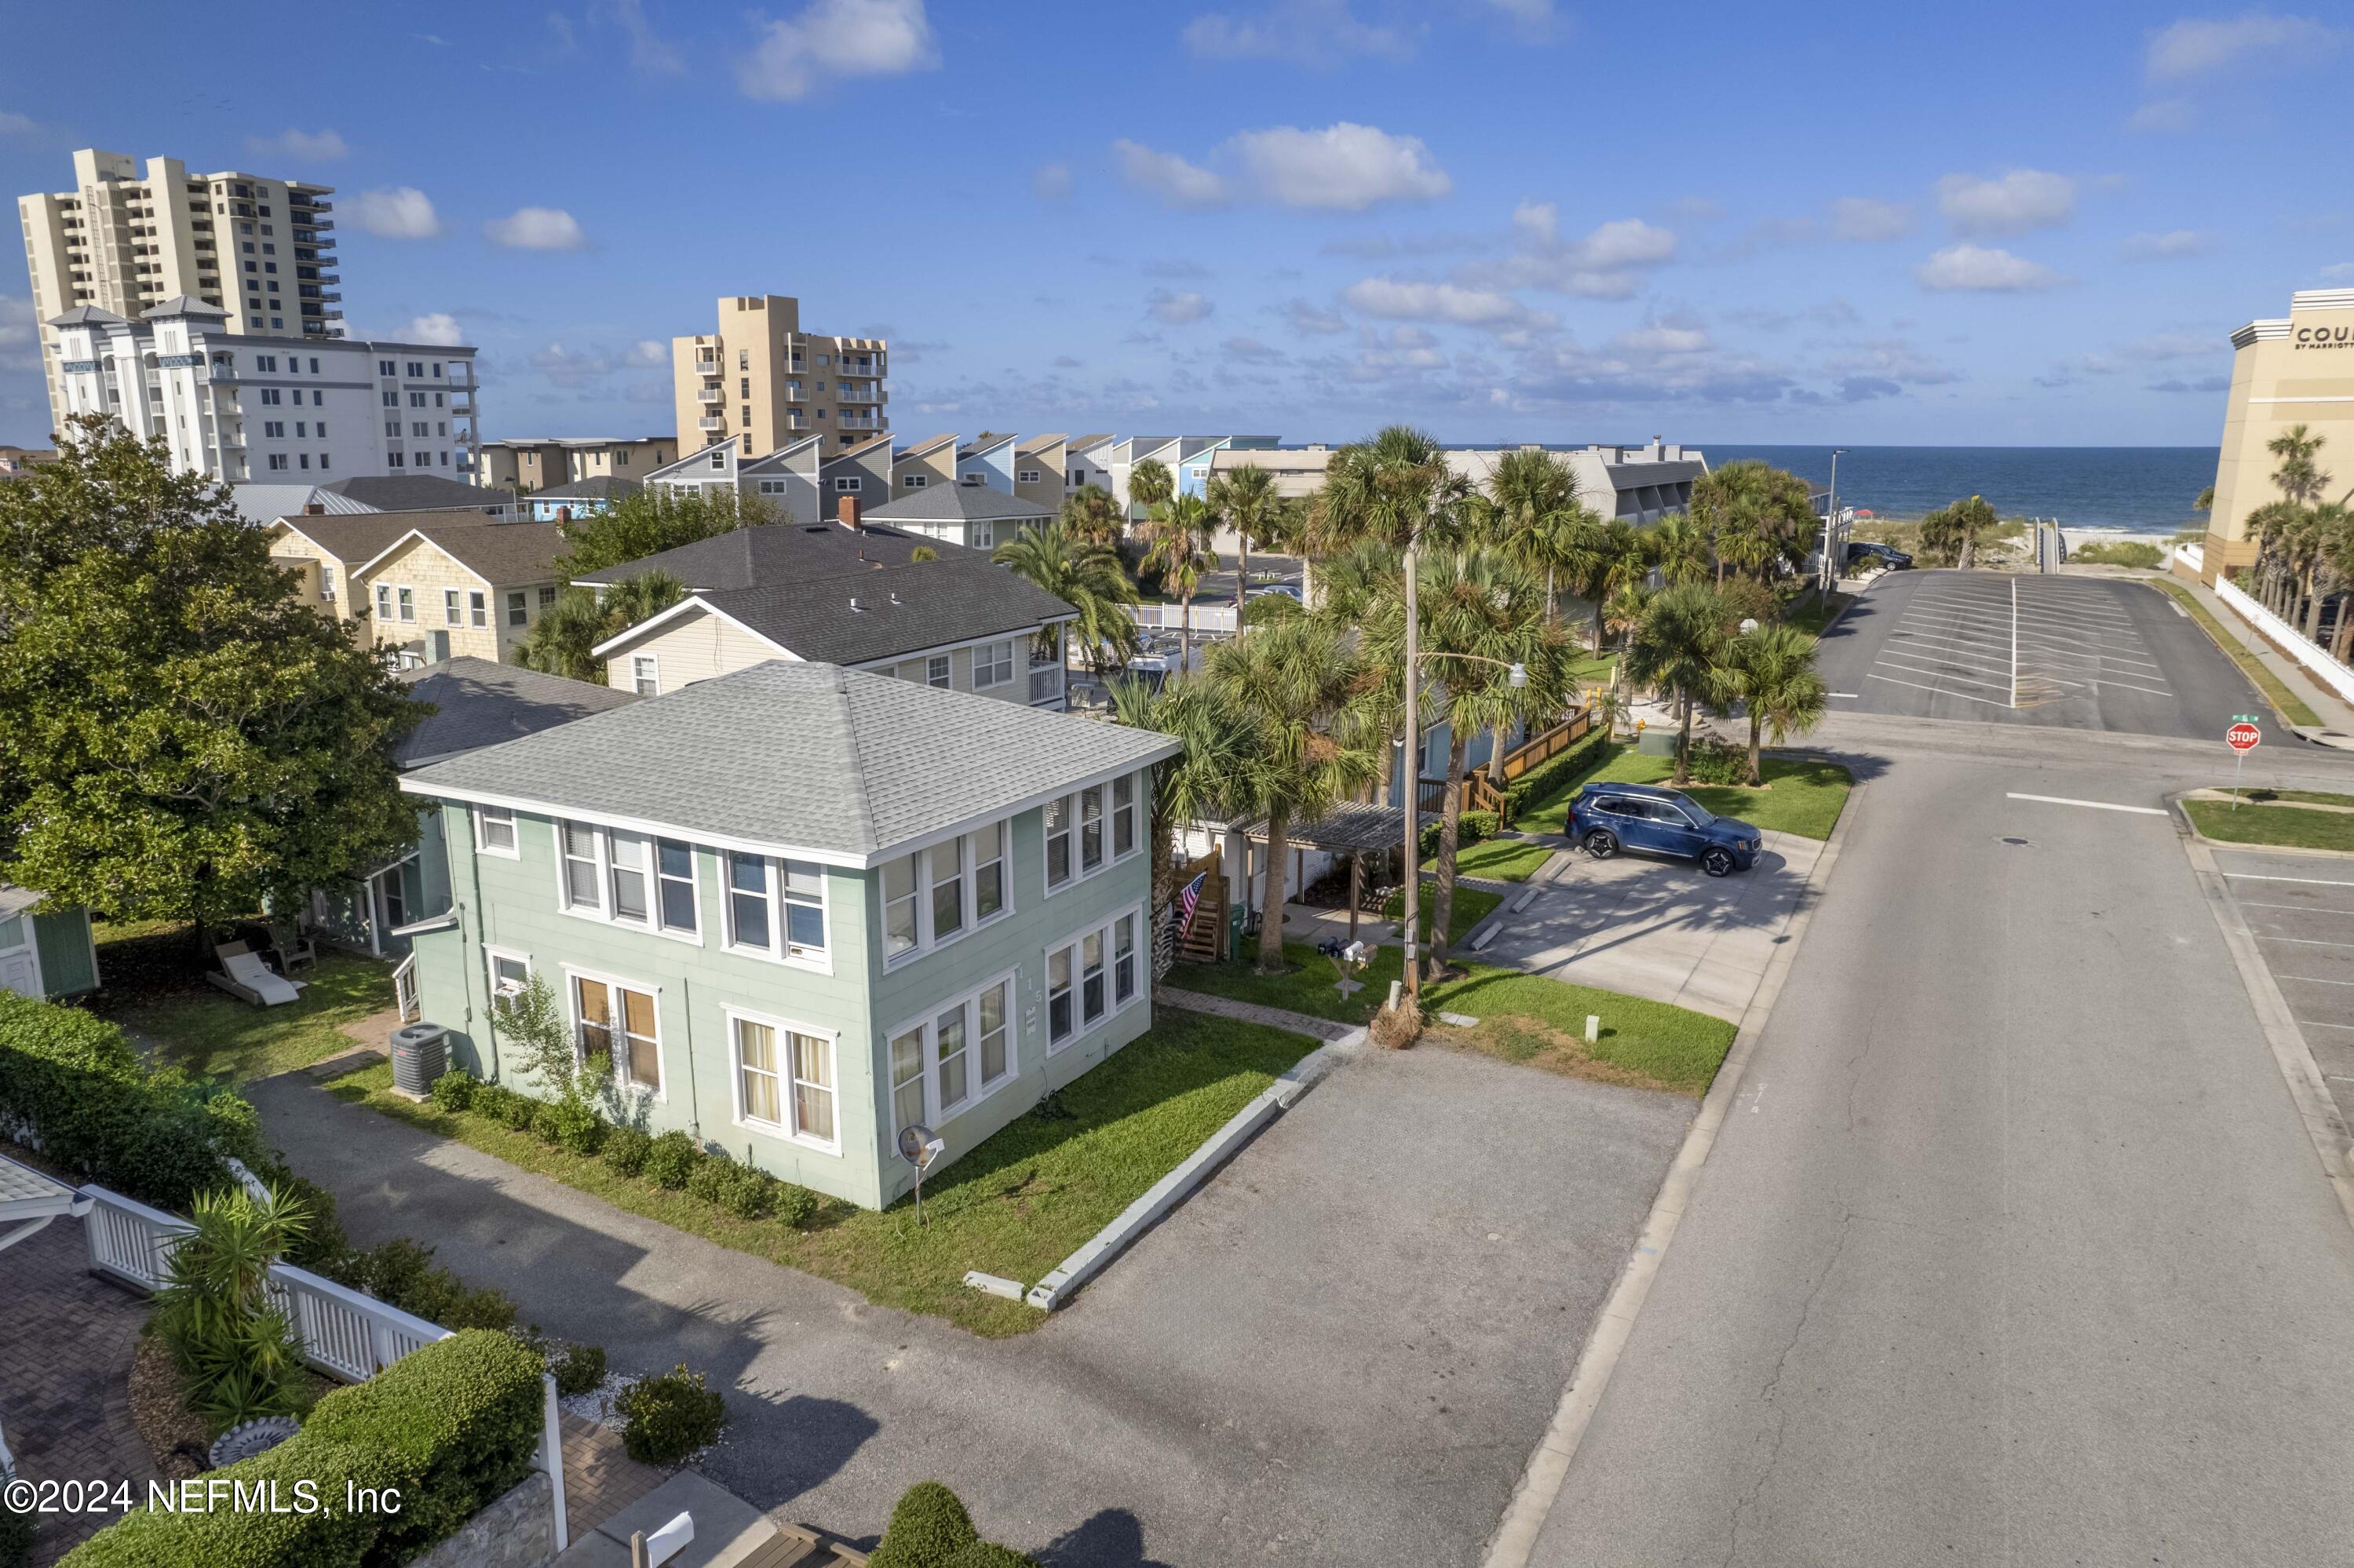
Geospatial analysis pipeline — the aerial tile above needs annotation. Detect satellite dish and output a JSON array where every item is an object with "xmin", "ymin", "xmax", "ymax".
[{"xmin": 898, "ymin": 1124, "xmax": 940, "ymax": 1168}]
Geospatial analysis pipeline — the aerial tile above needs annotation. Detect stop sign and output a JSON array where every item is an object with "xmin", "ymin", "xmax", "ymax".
[{"xmin": 2227, "ymin": 722, "xmax": 2261, "ymax": 753}]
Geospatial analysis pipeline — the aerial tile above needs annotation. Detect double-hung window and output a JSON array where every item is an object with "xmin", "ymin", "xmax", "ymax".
[
  {"xmin": 560, "ymin": 822, "xmax": 602, "ymax": 911},
  {"xmin": 574, "ymin": 973, "xmax": 659, "ymax": 1092},
  {"xmin": 973, "ymin": 822, "xmax": 1006, "ymax": 921},
  {"xmin": 1044, "ymin": 797, "xmax": 1072, "ymax": 890},
  {"xmin": 1113, "ymin": 775, "xmax": 1136, "ymax": 859},
  {"xmin": 1046, "ymin": 905, "xmax": 1144, "ymax": 1050},
  {"xmin": 880, "ymin": 822, "xmax": 1009, "ymax": 965},
  {"xmin": 375, "ymin": 584, "xmax": 392, "ymax": 621},
  {"xmin": 396, "ymin": 587, "xmax": 414, "ymax": 622},
  {"xmin": 469, "ymin": 591, "xmax": 487, "ymax": 629},
  {"xmin": 930, "ymin": 838, "xmax": 964, "ymax": 943},
  {"xmin": 444, "ymin": 589, "xmax": 462, "ymax": 626},
  {"xmin": 886, "ymin": 972, "xmax": 1016, "ymax": 1133},
  {"xmin": 652, "ymin": 841, "xmax": 696, "ymax": 934},
  {"xmin": 926, "ymin": 655, "xmax": 951, "ymax": 689},
  {"xmin": 631, "ymin": 655, "xmax": 659, "ymax": 696},
  {"xmin": 724, "ymin": 851, "xmax": 827, "ymax": 964},
  {"xmin": 607, "ymin": 832, "xmax": 651, "ymax": 924},
  {"xmin": 727, "ymin": 852, "xmax": 771, "ymax": 950},
  {"xmin": 730, "ymin": 1013, "xmax": 838, "ymax": 1150},
  {"xmin": 973, "ymin": 640, "xmax": 1014, "ymax": 690},
  {"xmin": 1044, "ymin": 775, "xmax": 1141, "ymax": 894},
  {"xmin": 1079, "ymin": 786, "xmax": 1104, "ymax": 873},
  {"xmin": 475, "ymin": 804, "xmax": 518, "ymax": 856},
  {"xmin": 507, "ymin": 590, "xmax": 527, "ymax": 627}
]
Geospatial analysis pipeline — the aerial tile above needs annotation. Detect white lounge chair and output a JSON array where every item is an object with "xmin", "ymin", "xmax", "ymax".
[{"xmin": 207, "ymin": 941, "xmax": 306, "ymax": 1008}]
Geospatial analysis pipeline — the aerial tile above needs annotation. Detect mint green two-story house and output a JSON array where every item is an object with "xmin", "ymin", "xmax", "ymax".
[{"xmin": 396, "ymin": 660, "xmax": 1177, "ymax": 1211}]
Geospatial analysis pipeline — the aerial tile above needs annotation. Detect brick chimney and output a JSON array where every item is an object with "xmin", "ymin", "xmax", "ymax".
[
  {"xmin": 838, "ymin": 494, "xmax": 862, "ymax": 530},
  {"xmin": 302, "ymin": 501, "xmax": 325, "ymax": 515}
]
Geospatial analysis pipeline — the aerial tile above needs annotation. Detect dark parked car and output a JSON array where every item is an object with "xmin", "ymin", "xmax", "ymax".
[
  {"xmin": 1567, "ymin": 782, "xmax": 1762, "ymax": 877},
  {"xmin": 1845, "ymin": 541, "xmax": 1914, "ymax": 571}
]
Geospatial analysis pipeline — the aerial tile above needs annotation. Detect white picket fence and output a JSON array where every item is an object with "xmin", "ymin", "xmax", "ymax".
[{"xmin": 78, "ymin": 1181, "xmax": 570, "ymax": 1552}]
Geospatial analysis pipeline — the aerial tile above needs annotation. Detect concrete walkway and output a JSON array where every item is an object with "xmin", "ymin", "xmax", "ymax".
[
  {"xmin": 2175, "ymin": 572, "xmax": 2354, "ymax": 737},
  {"xmin": 1154, "ymin": 985, "xmax": 1359, "ymax": 1040}
]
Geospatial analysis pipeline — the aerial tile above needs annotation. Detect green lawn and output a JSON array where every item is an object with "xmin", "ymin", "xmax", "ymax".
[
  {"xmin": 1423, "ymin": 837, "xmax": 1557, "ymax": 882},
  {"xmin": 1779, "ymin": 589, "xmax": 1853, "ymax": 635},
  {"xmin": 1381, "ymin": 881, "xmax": 1505, "ymax": 943},
  {"xmin": 100, "ymin": 954, "xmax": 395, "ymax": 1081},
  {"xmin": 1515, "ymin": 743, "xmax": 1854, "ymax": 841},
  {"xmin": 2147, "ymin": 579, "xmax": 2321, "ymax": 728},
  {"xmin": 2184, "ymin": 798, "xmax": 2354, "ymax": 852},
  {"xmin": 327, "ymin": 1008, "xmax": 1311, "ymax": 1337},
  {"xmin": 1565, "ymin": 650, "xmax": 1619, "ymax": 687},
  {"xmin": 2245, "ymin": 788, "xmax": 2354, "ymax": 808}
]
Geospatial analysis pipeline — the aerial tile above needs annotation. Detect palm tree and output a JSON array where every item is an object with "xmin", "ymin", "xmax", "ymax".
[
  {"xmin": 1647, "ymin": 512, "xmax": 1712, "ymax": 588},
  {"xmin": 2270, "ymin": 424, "xmax": 2330, "ymax": 508},
  {"xmin": 1690, "ymin": 461, "xmax": 1819, "ymax": 582},
  {"xmin": 1308, "ymin": 425, "xmax": 1475, "ymax": 560},
  {"xmin": 1626, "ymin": 583, "xmax": 1733, "ymax": 785},
  {"xmin": 1363, "ymin": 549, "xmax": 1570, "ymax": 972},
  {"xmin": 1920, "ymin": 494, "xmax": 1999, "ymax": 569},
  {"xmin": 1128, "ymin": 457, "xmax": 1175, "ymax": 531},
  {"xmin": 517, "ymin": 571, "xmax": 686, "ymax": 683},
  {"xmin": 1108, "ymin": 674, "xmax": 1254, "ymax": 979},
  {"xmin": 1711, "ymin": 624, "xmax": 1828, "ymax": 787},
  {"xmin": 1206, "ymin": 461, "xmax": 1283, "ymax": 620},
  {"xmin": 1203, "ymin": 617, "xmax": 1381, "ymax": 972},
  {"xmin": 1140, "ymin": 497, "xmax": 1219, "ymax": 673},
  {"xmin": 1568, "ymin": 518, "xmax": 1648, "ymax": 655},
  {"xmin": 993, "ymin": 522, "xmax": 1140, "ymax": 675},
  {"xmin": 1060, "ymin": 484, "xmax": 1125, "ymax": 549}
]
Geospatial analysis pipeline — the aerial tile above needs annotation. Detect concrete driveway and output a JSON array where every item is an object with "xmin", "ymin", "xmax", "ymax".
[
  {"xmin": 253, "ymin": 1037, "xmax": 1688, "ymax": 1566},
  {"xmin": 1480, "ymin": 831, "xmax": 1824, "ymax": 1021}
]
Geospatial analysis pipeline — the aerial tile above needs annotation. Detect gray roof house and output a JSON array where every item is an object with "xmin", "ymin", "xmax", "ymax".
[
  {"xmin": 326, "ymin": 473, "xmax": 519, "ymax": 519},
  {"xmin": 580, "ymin": 522, "xmax": 1079, "ymax": 709},
  {"xmin": 396, "ymin": 661, "xmax": 1179, "ymax": 1209},
  {"xmin": 862, "ymin": 482, "xmax": 1053, "ymax": 554}
]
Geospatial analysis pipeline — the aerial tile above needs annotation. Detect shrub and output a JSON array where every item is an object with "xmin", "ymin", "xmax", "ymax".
[
  {"xmin": 468, "ymin": 1081, "xmax": 519, "ymax": 1127},
  {"xmin": 61, "ymin": 1434, "xmax": 399, "ymax": 1568},
  {"xmin": 1686, "ymin": 736, "xmax": 1746, "ymax": 786},
  {"xmin": 342, "ymin": 1238, "xmax": 516, "ymax": 1333},
  {"xmin": 428, "ymin": 1068, "xmax": 477, "ymax": 1112},
  {"xmin": 869, "ymin": 1481, "xmax": 980, "ymax": 1568},
  {"xmin": 684, "ymin": 1147, "xmax": 735, "ymax": 1205},
  {"xmin": 1505, "ymin": 728, "xmax": 1614, "ymax": 819},
  {"xmin": 643, "ymin": 1129, "xmax": 701, "ymax": 1190},
  {"xmin": 493, "ymin": 1087, "xmax": 542, "ymax": 1132},
  {"xmin": 0, "ymin": 1504, "xmax": 31, "ymax": 1568},
  {"xmin": 1462, "ymin": 808, "xmax": 1498, "ymax": 842},
  {"xmin": 536, "ymin": 1097, "xmax": 606, "ymax": 1155},
  {"xmin": 510, "ymin": 1327, "xmax": 608, "ymax": 1398},
  {"xmin": 151, "ymin": 1186, "xmax": 312, "ymax": 1434},
  {"xmin": 2071, "ymin": 538, "xmax": 2162, "ymax": 568},
  {"xmin": 301, "ymin": 1329, "xmax": 546, "ymax": 1561},
  {"xmin": 774, "ymin": 1181, "xmax": 819, "ymax": 1228},
  {"xmin": 616, "ymin": 1364, "xmax": 728, "ymax": 1464},
  {"xmin": 949, "ymin": 1544, "xmax": 1040, "ymax": 1568},
  {"xmin": 601, "ymin": 1125, "xmax": 651, "ymax": 1177},
  {"xmin": 717, "ymin": 1163, "xmax": 776, "ymax": 1220},
  {"xmin": 0, "ymin": 992, "xmax": 259, "ymax": 1208},
  {"xmin": 268, "ymin": 1169, "xmax": 349, "ymax": 1275}
]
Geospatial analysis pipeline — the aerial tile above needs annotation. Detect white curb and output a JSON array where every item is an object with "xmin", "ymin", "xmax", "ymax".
[{"xmin": 1025, "ymin": 1029, "xmax": 1363, "ymax": 1311}]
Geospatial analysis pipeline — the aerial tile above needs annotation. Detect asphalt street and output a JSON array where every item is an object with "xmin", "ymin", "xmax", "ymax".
[
  {"xmin": 1524, "ymin": 717, "xmax": 2354, "ymax": 1566},
  {"xmin": 2210, "ymin": 843, "xmax": 2354, "ymax": 1136},
  {"xmin": 1816, "ymin": 570, "xmax": 2261, "ymax": 739}
]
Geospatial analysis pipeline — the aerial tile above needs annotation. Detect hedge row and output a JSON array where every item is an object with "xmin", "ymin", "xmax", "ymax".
[
  {"xmin": 0, "ymin": 991, "xmax": 261, "ymax": 1208},
  {"xmin": 62, "ymin": 1330, "xmax": 546, "ymax": 1568},
  {"xmin": 1504, "ymin": 728, "xmax": 1615, "ymax": 819},
  {"xmin": 1417, "ymin": 809, "xmax": 1499, "ymax": 860}
]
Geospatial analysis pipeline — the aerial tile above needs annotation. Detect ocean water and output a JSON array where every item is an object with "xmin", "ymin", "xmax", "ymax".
[{"xmin": 1703, "ymin": 446, "xmax": 2219, "ymax": 532}]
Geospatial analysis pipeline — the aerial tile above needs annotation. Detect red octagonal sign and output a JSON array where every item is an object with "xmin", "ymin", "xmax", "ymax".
[{"xmin": 2228, "ymin": 722, "xmax": 2262, "ymax": 753}]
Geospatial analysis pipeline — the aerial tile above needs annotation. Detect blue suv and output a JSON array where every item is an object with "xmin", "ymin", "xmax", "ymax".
[{"xmin": 1568, "ymin": 783, "xmax": 1763, "ymax": 877}]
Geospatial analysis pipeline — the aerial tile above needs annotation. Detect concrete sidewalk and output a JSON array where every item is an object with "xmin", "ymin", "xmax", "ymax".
[{"xmin": 2173, "ymin": 572, "xmax": 2354, "ymax": 738}]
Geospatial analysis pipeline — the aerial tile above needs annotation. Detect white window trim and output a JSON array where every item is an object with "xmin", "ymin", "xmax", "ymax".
[
  {"xmin": 560, "ymin": 963, "xmax": 665, "ymax": 1101},
  {"xmin": 721, "ymin": 851, "xmax": 833, "ymax": 974},
  {"xmin": 972, "ymin": 639, "xmax": 1014, "ymax": 691},
  {"xmin": 631, "ymin": 653, "xmax": 660, "ymax": 696},
  {"xmin": 556, "ymin": 819, "xmax": 705, "ymax": 948},
  {"xmin": 473, "ymin": 803, "xmax": 520, "ymax": 859},
  {"xmin": 1042, "ymin": 771, "xmax": 1145, "ymax": 899},
  {"xmin": 883, "ymin": 964, "xmax": 1023, "ymax": 1133},
  {"xmin": 1044, "ymin": 903, "xmax": 1145, "ymax": 1054},
  {"xmin": 880, "ymin": 819, "xmax": 1015, "ymax": 971},
  {"xmin": 651, "ymin": 837, "xmax": 703, "ymax": 940},
  {"xmin": 723, "ymin": 1005, "xmax": 843, "ymax": 1156},
  {"xmin": 484, "ymin": 945, "xmax": 531, "ymax": 1016}
]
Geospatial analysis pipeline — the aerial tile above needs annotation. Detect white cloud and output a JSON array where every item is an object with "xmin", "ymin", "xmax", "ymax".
[
  {"xmin": 624, "ymin": 339, "xmax": 668, "ymax": 366},
  {"xmin": 0, "ymin": 111, "xmax": 38, "ymax": 136},
  {"xmin": 1147, "ymin": 289, "xmax": 1215, "ymax": 325},
  {"xmin": 1611, "ymin": 323, "xmax": 1710, "ymax": 356},
  {"xmin": 1482, "ymin": 0, "xmax": 1560, "ymax": 40},
  {"xmin": 1113, "ymin": 140, "xmax": 1229, "ymax": 207},
  {"xmin": 1222, "ymin": 336, "xmax": 1287, "ymax": 364},
  {"xmin": 2122, "ymin": 228, "xmax": 2217, "ymax": 259},
  {"xmin": 1278, "ymin": 297, "xmax": 1349, "ymax": 334},
  {"xmin": 244, "ymin": 128, "xmax": 348, "ymax": 162},
  {"xmin": 2145, "ymin": 11, "xmax": 2345, "ymax": 80},
  {"xmin": 1936, "ymin": 170, "xmax": 2076, "ymax": 235},
  {"xmin": 353, "ymin": 188, "xmax": 443, "ymax": 239},
  {"xmin": 2322, "ymin": 262, "xmax": 2354, "ymax": 283},
  {"xmin": 1341, "ymin": 277, "xmax": 1531, "ymax": 328},
  {"xmin": 1031, "ymin": 162, "xmax": 1073, "ymax": 200},
  {"xmin": 484, "ymin": 207, "xmax": 588, "ymax": 250},
  {"xmin": 0, "ymin": 294, "xmax": 35, "ymax": 346},
  {"xmin": 1181, "ymin": 0, "xmax": 1417, "ymax": 67},
  {"xmin": 595, "ymin": 0, "xmax": 684, "ymax": 74},
  {"xmin": 1829, "ymin": 196, "xmax": 1914, "ymax": 242},
  {"xmin": 403, "ymin": 312, "xmax": 464, "ymax": 347},
  {"xmin": 1821, "ymin": 337, "xmax": 1963, "ymax": 386},
  {"xmin": 1224, "ymin": 122, "xmax": 1450, "ymax": 210},
  {"xmin": 737, "ymin": 0, "xmax": 939, "ymax": 101},
  {"xmin": 1914, "ymin": 243, "xmax": 2068, "ymax": 293},
  {"xmin": 2128, "ymin": 97, "xmax": 2196, "ymax": 133},
  {"xmin": 1473, "ymin": 206, "xmax": 1675, "ymax": 297}
]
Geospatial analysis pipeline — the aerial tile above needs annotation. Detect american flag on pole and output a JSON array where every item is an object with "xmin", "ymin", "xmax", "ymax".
[{"xmin": 1177, "ymin": 872, "xmax": 1207, "ymax": 932}]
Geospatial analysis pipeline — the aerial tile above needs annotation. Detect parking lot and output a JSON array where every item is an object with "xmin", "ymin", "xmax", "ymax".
[
  {"xmin": 1817, "ymin": 570, "xmax": 2259, "ymax": 738},
  {"xmin": 2212, "ymin": 845, "xmax": 2354, "ymax": 1131},
  {"xmin": 1480, "ymin": 830, "xmax": 1826, "ymax": 1021}
]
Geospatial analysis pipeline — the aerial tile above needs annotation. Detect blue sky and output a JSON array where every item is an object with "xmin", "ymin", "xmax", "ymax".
[{"xmin": 4, "ymin": 1, "xmax": 2350, "ymax": 450}]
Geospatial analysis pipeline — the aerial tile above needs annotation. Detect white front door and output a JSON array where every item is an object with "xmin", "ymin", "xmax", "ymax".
[{"xmin": 0, "ymin": 946, "xmax": 39, "ymax": 999}]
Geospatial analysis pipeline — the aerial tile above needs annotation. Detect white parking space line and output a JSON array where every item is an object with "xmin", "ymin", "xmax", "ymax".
[
  {"xmin": 1865, "ymin": 672, "xmax": 2016, "ymax": 706},
  {"xmin": 2239, "ymin": 901, "xmax": 2354, "ymax": 915},
  {"xmin": 1878, "ymin": 647, "xmax": 2016, "ymax": 678},
  {"xmin": 1826, "ymin": 691, "xmax": 1860, "ymax": 698},
  {"xmin": 2227, "ymin": 873, "xmax": 2354, "ymax": 888},
  {"xmin": 2010, "ymin": 577, "xmax": 2018, "ymax": 708},
  {"xmin": 2251, "ymin": 936, "xmax": 2354, "ymax": 950},
  {"xmin": 1873, "ymin": 658, "xmax": 2013, "ymax": 693},
  {"xmin": 2279, "ymin": 975, "xmax": 2354, "ymax": 986},
  {"xmin": 2297, "ymin": 1019, "xmax": 2354, "ymax": 1030},
  {"xmin": 2003, "ymin": 792, "xmax": 2170, "ymax": 815}
]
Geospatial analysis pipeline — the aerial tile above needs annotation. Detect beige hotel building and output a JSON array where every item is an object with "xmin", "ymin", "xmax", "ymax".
[
  {"xmin": 2201, "ymin": 287, "xmax": 2354, "ymax": 583},
  {"xmin": 670, "ymin": 294, "xmax": 887, "ymax": 461}
]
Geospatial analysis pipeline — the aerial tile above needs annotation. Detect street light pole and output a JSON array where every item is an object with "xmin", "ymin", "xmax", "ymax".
[
  {"xmin": 1823, "ymin": 447, "xmax": 1847, "ymax": 593},
  {"xmin": 1400, "ymin": 494, "xmax": 1424, "ymax": 1001}
]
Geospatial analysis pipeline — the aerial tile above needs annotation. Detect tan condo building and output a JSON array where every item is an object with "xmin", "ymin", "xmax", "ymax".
[
  {"xmin": 670, "ymin": 294, "xmax": 886, "ymax": 460},
  {"xmin": 2202, "ymin": 288, "xmax": 2354, "ymax": 583},
  {"xmin": 20, "ymin": 147, "xmax": 341, "ymax": 435}
]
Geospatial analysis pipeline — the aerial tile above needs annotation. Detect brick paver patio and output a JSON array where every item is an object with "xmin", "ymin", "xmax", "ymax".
[
  {"xmin": 560, "ymin": 1411, "xmax": 669, "ymax": 1541},
  {"xmin": 2, "ymin": 1218, "xmax": 159, "ymax": 1566}
]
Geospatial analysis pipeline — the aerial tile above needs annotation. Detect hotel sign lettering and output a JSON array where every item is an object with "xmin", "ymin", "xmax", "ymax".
[{"xmin": 2292, "ymin": 324, "xmax": 2354, "ymax": 352}]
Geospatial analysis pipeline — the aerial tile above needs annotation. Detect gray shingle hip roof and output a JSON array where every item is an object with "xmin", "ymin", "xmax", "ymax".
[
  {"xmin": 578, "ymin": 523, "xmax": 1076, "ymax": 666},
  {"xmin": 327, "ymin": 474, "xmax": 517, "ymax": 512},
  {"xmin": 400, "ymin": 661, "xmax": 1178, "ymax": 865},
  {"xmin": 863, "ymin": 486, "xmax": 1055, "ymax": 523},
  {"xmin": 393, "ymin": 657, "xmax": 641, "ymax": 768}
]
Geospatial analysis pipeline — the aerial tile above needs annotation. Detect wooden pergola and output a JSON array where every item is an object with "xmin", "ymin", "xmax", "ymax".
[{"xmin": 1273, "ymin": 802, "xmax": 1408, "ymax": 947}]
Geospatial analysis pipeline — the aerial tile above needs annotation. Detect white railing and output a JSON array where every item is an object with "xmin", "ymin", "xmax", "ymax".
[
  {"xmin": 2211, "ymin": 574, "xmax": 2354, "ymax": 707},
  {"xmin": 393, "ymin": 954, "xmax": 419, "ymax": 1022},
  {"xmin": 1131, "ymin": 601, "xmax": 1239, "ymax": 637},
  {"xmin": 2173, "ymin": 541, "xmax": 2205, "ymax": 575},
  {"xmin": 78, "ymin": 1184, "xmax": 450, "ymax": 1380},
  {"xmin": 1029, "ymin": 664, "xmax": 1066, "ymax": 706}
]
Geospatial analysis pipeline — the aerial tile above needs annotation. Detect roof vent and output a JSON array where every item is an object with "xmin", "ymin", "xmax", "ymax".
[
  {"xmin": 849, "ymin": 596, "xmax": 863, "ymax": 613},
  {"xmin": 889, "ymin": 592, "xmax": 902, "ymax": 605}
]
